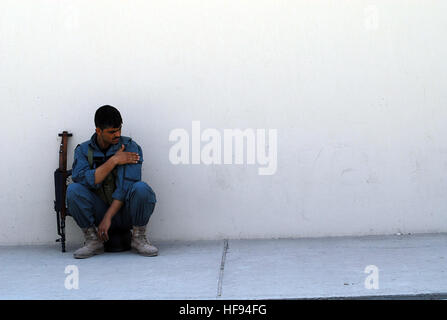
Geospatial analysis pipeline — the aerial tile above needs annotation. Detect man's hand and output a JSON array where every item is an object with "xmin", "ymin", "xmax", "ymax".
[
  {"xmin": 94, "ymin": 144, "xmax": 140, "ymax": 185},
  {"xmin": 97, "ymin": 199, "xmax": 124, "ymax": 242},
  {"xmin": 113, "ymin": 144, "xmax": 140, "ymax": 166},
  {"xmin": 97, "ymin": 216, "xmax": 112, "ymax": 242}
]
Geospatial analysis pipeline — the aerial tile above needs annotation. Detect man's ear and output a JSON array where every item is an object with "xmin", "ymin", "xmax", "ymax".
[{"xmin": 95, "ymin": 127, "xmax": 101, "ymax": 135}]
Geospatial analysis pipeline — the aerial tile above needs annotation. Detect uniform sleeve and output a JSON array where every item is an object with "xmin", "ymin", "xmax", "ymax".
[
  {"xmin": 112, "ymin": 142, "xmax": 143, "ymax": 201},
  {"xmin": 71, "ymin": 145, "xmax": 102, "ymax": 189}
]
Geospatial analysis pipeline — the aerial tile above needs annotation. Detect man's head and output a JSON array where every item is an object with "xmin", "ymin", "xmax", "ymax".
[{"xmin": 94, "ymin": 105, "xmax": 123, "ymax": 147}]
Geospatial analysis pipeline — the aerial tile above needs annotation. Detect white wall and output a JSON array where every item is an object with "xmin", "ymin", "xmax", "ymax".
[{"xmin": 1, "ymin": 0, "xmax": 447, "ymax": 245}]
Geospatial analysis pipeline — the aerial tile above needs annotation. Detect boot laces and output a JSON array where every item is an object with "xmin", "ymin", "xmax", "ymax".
[{"xmin": 134, "ymin": 230, "xmax": 150, "ymax": 244}]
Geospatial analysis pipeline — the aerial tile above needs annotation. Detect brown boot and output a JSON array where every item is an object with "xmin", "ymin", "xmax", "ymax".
[
  {"xmin": 73, "ymin": 227, "xmax": 104, "ymax": 259},
  {"xmin": 131, "ymin": 225, "xmax": 158, "ymax": 257}
]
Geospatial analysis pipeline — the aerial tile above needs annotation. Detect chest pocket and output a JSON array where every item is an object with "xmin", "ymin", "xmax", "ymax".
[{"xmin": 87, "ymin": 146, "xmax": 117, "ymax": 205}]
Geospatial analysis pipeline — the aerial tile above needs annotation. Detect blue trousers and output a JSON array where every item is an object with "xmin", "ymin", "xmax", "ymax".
[{"xmin": 66, "ymin": 181, "xmax": 156, "ymax": 229}]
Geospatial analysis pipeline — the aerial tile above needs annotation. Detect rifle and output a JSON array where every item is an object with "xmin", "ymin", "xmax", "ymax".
[{"xmin": 54, "ymin": 131, "xmax": 72, "ymax": 252}]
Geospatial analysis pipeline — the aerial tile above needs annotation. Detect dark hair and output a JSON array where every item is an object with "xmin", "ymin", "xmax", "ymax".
[{"xmin": 94, "ymin": 105, "xmax": 123, "ymax": 130}]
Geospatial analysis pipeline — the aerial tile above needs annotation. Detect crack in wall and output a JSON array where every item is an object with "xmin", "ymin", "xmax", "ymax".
[{"xmin": 217, "ymin": 239, "xmax": 229, "ymax": 298}]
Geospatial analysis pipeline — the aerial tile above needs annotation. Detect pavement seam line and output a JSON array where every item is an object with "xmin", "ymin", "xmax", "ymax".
[{"xmin": 217, "ymin": 239, "xmax": 229, "ymax": 298}]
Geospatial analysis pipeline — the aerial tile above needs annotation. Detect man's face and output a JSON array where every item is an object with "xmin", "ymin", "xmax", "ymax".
[{"xmin": 97, "ymin": 125, "xmax": 122, "ymax": 146}]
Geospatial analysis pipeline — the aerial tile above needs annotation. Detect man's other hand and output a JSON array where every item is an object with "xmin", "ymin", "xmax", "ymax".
[
  {"xmin": 97, "ymin": 217, "xmax": 112, "ymax": 242},
  {"xmin": 113, "ymin": 144, "xmax": 140, "ymax": 165}
]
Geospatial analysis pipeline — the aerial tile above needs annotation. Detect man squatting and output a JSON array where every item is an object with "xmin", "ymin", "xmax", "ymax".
[{"xmin": 66, "ymin": 105, "xmax": 158, "ymax": 259}]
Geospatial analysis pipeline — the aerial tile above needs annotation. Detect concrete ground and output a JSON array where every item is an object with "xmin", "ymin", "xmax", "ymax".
[{"xmin": 1, "ymin": 233, "xmax": 447, "ymax": 300}]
